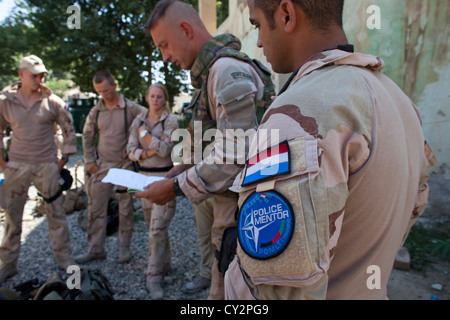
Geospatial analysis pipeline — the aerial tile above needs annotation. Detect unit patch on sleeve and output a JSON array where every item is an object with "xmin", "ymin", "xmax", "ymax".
[
  {"xmin": 241, "ymin": 141, "xmax": 291, "ymax": 187},
  {"xmin": 238, "ymin": 190, "xmax": 294, "ymax": 260}
]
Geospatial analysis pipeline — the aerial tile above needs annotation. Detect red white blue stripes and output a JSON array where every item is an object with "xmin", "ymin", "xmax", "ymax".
[{"xmin": 242, "ymin": 141, "xmax": 290, "ymax": 186}]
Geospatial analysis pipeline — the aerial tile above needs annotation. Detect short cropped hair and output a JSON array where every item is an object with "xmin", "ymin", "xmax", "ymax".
[
  {"xmin": 144, "ymin": 0, "xmax": 178, "ymax": 35},
  {"xmin": 254, "ymin": 0, "xmax": 344, "ymax": 30},
  {"xmin": 93, "ymin": 70, "xmax": 115, "ymax": 85}
]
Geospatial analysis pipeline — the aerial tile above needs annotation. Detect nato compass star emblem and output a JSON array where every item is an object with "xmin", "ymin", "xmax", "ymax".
[
  {"xmin": 238, "ymin": 191, "xmax": 295, "ymax": 260},
  {"xmin": 241, "ymin": 208, "xmax": 276, "ymax": 253}
]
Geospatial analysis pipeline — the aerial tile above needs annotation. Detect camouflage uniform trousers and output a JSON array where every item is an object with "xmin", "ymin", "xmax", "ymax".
[
  {"xmin": 139, "ymin": 170, "xmax": 176, "ymax": 284},
  {"xmin": 202, "ymin": 194, "xmax": 237, "ymax": 300},
  {"xmin": 0, "ymin": 161, "xmax": 73, "ymax": 269},
  {"xmin": 85, "ymin": 160, "xmax": 135, "ymax": 255},
  {"xmin": 193, "ymin": 199, "xmax": 215, "ymax": 281}
]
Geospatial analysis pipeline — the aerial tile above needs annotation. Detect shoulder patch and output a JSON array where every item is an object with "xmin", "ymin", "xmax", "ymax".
[
  {"xmin": 231, "ymin": 72, "xmax": 253, "ymax": 81},
  {"xmin": 238, "ymin": 190, "xmax": 295, "ymax": 260}
]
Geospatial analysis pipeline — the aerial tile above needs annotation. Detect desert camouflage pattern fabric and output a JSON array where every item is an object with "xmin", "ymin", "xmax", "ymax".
[
  {"xmin": 189, "ymin": 33, "xmax": 275, "ymax": 130},
  {"xmin": 177, "ymin": 34, "xmax": 275, "ymax": 300},
  {"xmin": 139, "ymin": 170, "xmax": 176, "ymax": 283},
  {"xmin": 84, "ymin": 159, "xmax": 135, "ymax": 254},
  {"xmin": 126, "ymin": 111, "xmax": 179, "ymax": 282},
  {"xmin": 127, "ymin": 111, "xmax": 179, "ymax": 168},
  {"xmin": 0, "ymin": 83, "xmax": 77, "ymax": 162},
  {"xmin": 82, "ymin": 95, "xmax": 147, "ymax": 254},
  {"xmin": 226, "ymin": 49, "xmax": 436, "ymax": 300},
  {"xmin": 178, "ymin": 34, "xmax": 274, "ymax": 205},
  {"xmin": 0, "ymin": 83, "xmax": 77, "ymax": 270},
  {"xmin": 82, "ymin": 94, "xmax": 147, "ymax": 164}
]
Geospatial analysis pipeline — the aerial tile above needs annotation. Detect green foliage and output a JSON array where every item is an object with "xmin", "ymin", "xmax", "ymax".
[
  {"xmin": 2, "ymin": 0, "xmax": 198, "ymax": 105},
  {"xmin": 45, "ymin": 78, "xmax": 74, "ymax": 98},
  {"xmin": 404, "ymin": 224, "xmax": 450, "ymax": 272},
  {"xmin": 0, "ymin": 20, "xmax": 34, "ymax": 88},
  {"xmin": 217, "ymin": 0, "xmax": 229, "ymax": 26}
]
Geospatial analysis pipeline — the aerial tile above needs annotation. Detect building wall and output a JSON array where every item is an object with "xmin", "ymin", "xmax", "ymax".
[{"xmin": 216, "ymin": 0, "xmax": 450, "ymax": 178}]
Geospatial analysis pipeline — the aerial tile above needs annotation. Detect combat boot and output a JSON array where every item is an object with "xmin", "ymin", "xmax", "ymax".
[
  {"xmin": 118, "ymin": 246, "xmax": 131, "ymax": 264},
  {"xmin": 146, "ymin": 279, "xmax": 163, "ymax": 300},
  {"xmin": 0, "ymin": 264, "xmax": 18, "ymax": 285},
  {"xmin": 58, "ymin": 258, "xmax": 77, "ymax": 271},
  {"xmin": 74, "ymin": 252, "xmax": 106, "ymax": 264},
  {"xmin": 183, "ymin": 274, "xmax": 211, "ymax": 293}
]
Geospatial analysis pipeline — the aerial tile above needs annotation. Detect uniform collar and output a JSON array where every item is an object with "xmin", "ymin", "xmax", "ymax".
[
  {"xmin": 98, "ymin": 93, "xmax": 125, "ymax": 110},
  {"xmin": 279, "ymin": 47, "xmax": 384, "ymax": 95},
  {"xmin": 190, "ymin": 33, "xmax": 242, "ymax": 89},
  {"xmin": 2, "ymin": 82, "xmax": 53, "ymax": 104},
  {"xmin": 140, "ymin": 109, "xmax": 170, "ymax": 125}
]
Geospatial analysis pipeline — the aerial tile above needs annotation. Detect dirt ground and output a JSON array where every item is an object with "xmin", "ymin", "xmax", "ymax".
[
  {"xmin": 387, "ymin": 172, "xmax": 449, "ymax": 300},
  {"xmin": 1, "ymin": 163, "xmax": 448, "ymax": 300},
  {"xmin": 388, "ymin": 259, "xmax": 449, "ymax": 300}
]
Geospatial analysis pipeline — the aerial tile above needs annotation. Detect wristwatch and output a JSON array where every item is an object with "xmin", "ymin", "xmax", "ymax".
[
  {"xmin": 140, "ymin": 129, "xmax": 148, "ymax": 139},
  {"xmin": 172, "ymin": 177, "xmax": 184, "ymax": 197},
  {"xmin": 61, "ymin": 156, "xmax": 69, "ymax": 163}
]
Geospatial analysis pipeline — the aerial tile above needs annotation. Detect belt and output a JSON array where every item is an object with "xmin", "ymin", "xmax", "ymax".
[{"xmin": 137, "ymin": 165, "xmax": 174, "ymax": 173}]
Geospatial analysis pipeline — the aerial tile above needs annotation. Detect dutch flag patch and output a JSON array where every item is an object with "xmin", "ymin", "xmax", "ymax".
[{"xmin": 241, "ymin": 141, "xmax": 291, "ymax": 187}]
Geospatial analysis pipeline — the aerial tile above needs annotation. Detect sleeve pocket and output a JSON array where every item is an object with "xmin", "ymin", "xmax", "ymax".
[{"xmin": 217, "ymin": 81, "xmax": 257, "ymax": 129}]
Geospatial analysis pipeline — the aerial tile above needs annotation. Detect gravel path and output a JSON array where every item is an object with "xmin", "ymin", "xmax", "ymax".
[
  {"xmin": 2, "ymin": 156, "xmax": 448, "ymax": 301},
  {"xmin": 0, "ymin": 156, "xmax": 209, "ymax": 300}
]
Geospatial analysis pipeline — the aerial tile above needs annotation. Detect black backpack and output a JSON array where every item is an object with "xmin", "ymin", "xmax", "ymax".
[{"xmin": 216, "ymin": 226, "xmax": 237, "ymax": 275}]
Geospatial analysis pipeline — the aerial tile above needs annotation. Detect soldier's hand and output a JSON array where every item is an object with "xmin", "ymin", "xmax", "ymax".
[
  {"xmin": 0, "ymin": 159, "xmax": 7, "ymax": 171},
  {"xmin": 135, "ymin": 178, "xmax": 176, "ymax": 205},
  {"xmin": 57, "ymin": 159, "xmax": 66, "ymax": 171},
  {"xmin": 86, "ymin": 162, "xmax": 98, "ymax": 175}
]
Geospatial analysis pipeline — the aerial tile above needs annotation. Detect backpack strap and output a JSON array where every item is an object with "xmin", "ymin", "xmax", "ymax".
[
  {"xmin": 190, "ymin": 48, "xmax": 275, "ymax": 126},
  {"xmin": 123, "ymin": 99, "xmax": 128, "ymax": 136}
]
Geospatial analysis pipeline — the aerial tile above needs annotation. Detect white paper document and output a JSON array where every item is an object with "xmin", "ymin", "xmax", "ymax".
[{"xmin": 101, "ymin": 168, "xmax": 164, "ymax": 192}]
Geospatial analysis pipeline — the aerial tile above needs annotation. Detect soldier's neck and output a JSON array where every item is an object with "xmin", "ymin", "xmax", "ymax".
[{"xmin": 103, "ymin": 92, "xmax": 120, "ymax": 109}]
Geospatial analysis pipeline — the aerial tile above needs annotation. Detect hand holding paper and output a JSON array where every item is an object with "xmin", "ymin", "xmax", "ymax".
[
  {"xmin": 101, "ymin": 168, "xmax": 164, "ymax": 192},
  {"xmin": 135, "ymin": 178, "xmax": 177, "ymax": 205}
]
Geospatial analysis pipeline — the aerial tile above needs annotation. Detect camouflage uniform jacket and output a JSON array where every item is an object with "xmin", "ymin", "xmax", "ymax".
[
  {"xmin": 229, "ymin": 50, "xmax": 436, "ymax": 299},
  {"xmin": 0, "ymin": 83, "xmax": 77, "ymax": 163},
  {"xmin": 127, "ymin": 110, "xmax": 179, "ymax": 169},
  {"xmin": 82, "ymin": 94, "xmax": 147, "ymax": 163},
  {"xmin": 177, "ymin": 34, "xmax": 274, "ymax": 205}
]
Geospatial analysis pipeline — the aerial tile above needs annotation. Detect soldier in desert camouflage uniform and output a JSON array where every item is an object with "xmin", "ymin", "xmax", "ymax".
[
  {"xmin": 75, "ymin": 71, "xmax": 147, "ymax": 265},
  {"xmin": 224, "ymin": 0, "xmax": 436, "ymax": 300},
  {"xmin": 127, "ymin": 83, "xmax": 179, "ymax": 299},
  {"xmin": 137, "ymin": 0, "xmax": 275, "ymax": 300},
  {"xmin": 0, "ymin": 55, "xmax": 78, "ymax": 284}
]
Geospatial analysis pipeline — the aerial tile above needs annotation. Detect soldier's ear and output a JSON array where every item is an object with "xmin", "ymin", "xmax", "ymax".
[
  {"xmin": 179, "ymin": 21, "xmax": 194, "ymax": 40},
  {"xmin": 279, "ymin": 0, "xmax": 297, "ymax": 33}
]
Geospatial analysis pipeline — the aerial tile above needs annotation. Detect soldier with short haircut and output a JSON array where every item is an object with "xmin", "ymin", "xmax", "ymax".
[
  {"xmin": 137, "ymin": 0, "xmax": 275, "ymax": 300},
  {"xmin": 224, "ymin": 0, "xmax": 436, "ymax": 300},
  {"xmin": 75, "ymin": 70, "xmax": 147, "ymax": 265}
]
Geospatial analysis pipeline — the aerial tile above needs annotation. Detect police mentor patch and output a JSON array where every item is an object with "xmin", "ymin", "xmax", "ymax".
[{"xmin": 238, "ymin": 191, "xmax": 294, "ymax": 260}]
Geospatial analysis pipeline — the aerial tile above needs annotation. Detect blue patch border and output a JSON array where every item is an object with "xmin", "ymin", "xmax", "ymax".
[{"xmin": 237, "ymin": 190, "xmax": 295, "ymax": 261}]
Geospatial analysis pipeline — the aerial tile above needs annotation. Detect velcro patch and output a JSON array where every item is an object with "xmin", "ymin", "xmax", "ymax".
[
  {"xmin": 241, "ymin": 141, "xmax": 291, "ymax": 187},
  {"xmin": 238, "ymin": 190, "xmax": 294, "ymax": 260}
]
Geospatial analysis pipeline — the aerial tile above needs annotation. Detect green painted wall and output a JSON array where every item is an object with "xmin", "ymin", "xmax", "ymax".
[{"xmin": 343, "ymin": 0, "xmax": 450, "ymax": 177}]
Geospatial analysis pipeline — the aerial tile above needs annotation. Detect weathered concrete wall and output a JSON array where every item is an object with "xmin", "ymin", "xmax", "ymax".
[
  {"xmin": 217, "ymin": 0, "xmax": 292, "ymax": 92},
  {"xmin": 199, "ymin": 0, "xmax": 217, "ymax": 35},
  {"xmin": 217, "ymin": 0, "xmax": 450, "ymax": 178},
  {"xmin": 344, "ymin": 0, "xmax": 450, "ymax": 178}
]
